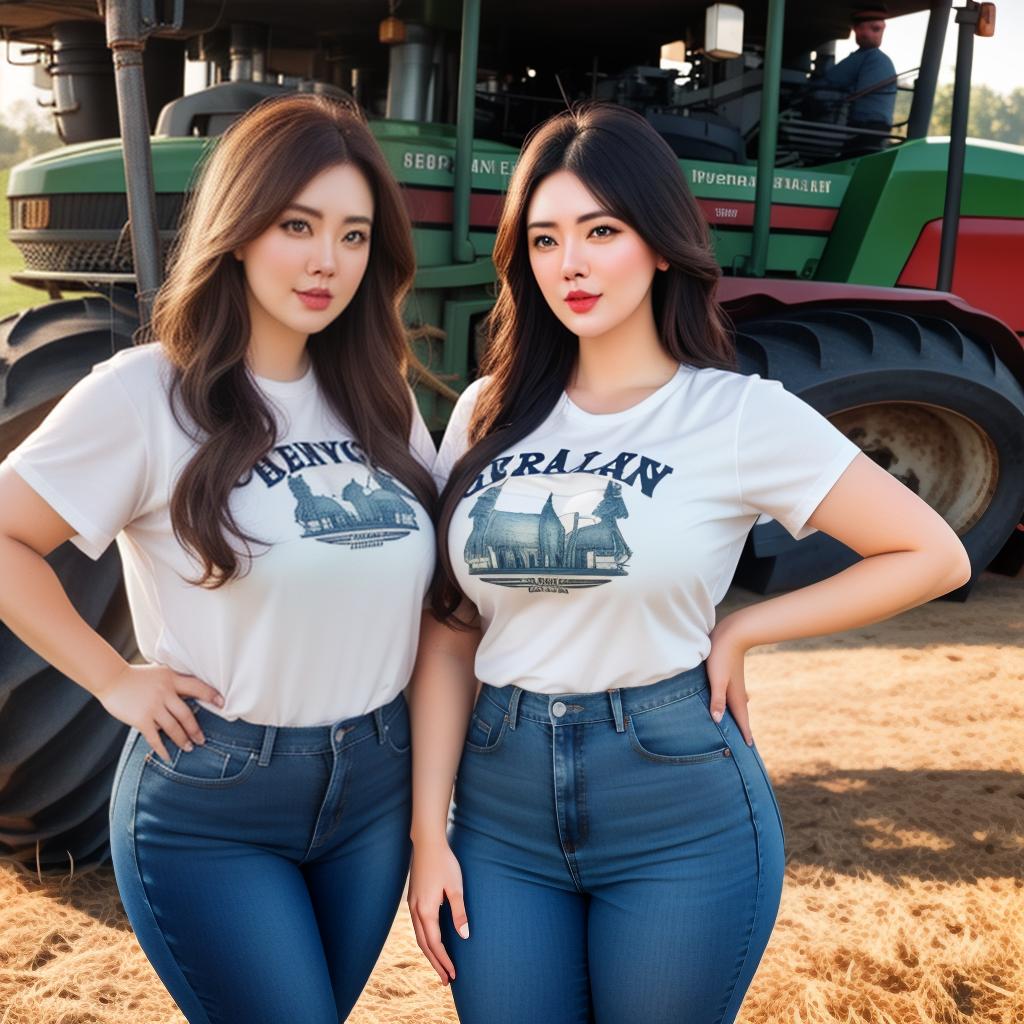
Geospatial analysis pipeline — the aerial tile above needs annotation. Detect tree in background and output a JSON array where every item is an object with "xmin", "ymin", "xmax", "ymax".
[
  {"xmin": 929, "ymin": 83, "xmax": 1024, "ymax": 145},
  {"xmin": 0, "ymin": 100, "xmax": 57, "ymax": 169},
  {"xmin": 889, "ymin": 83, "xmax": 1022, "ymax": 145}
]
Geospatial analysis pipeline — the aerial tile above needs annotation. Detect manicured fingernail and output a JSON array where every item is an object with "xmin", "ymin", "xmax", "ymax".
[
  {"xmin": 712, "ymin": 710, "xmax": 723, "ymax": 723},
  {"xmin": 185, "ymin": 742, "xmax": 194, "ymax": 752},
  {"xmin": 214, "ymin": 695, "xmax": 225, "ymax": 707},
  {"xmin": 458, "ymin": 924, "xmax": 470, "ymax": 939}
]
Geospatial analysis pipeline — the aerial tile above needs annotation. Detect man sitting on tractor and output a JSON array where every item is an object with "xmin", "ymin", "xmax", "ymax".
[{"xmin": 805, "ymin": 5, "xmax": 898, "ymax": 154}]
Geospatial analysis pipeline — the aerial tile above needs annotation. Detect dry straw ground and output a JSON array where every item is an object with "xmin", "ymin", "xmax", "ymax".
[{"xmin": 1, "ymin": 572, "xmax": 1021, "ymax": 1024}]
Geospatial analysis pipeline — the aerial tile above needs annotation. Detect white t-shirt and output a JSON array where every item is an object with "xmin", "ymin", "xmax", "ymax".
[
  {"xmin": 433, "ymin": 364, "xmax": 861, "ymax": 694},
  {"xmin": 5, "ymin": 344, "xmax": 436, "ymax": 726}
]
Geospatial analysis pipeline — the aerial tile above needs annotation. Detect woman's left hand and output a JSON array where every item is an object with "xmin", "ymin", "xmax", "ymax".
[{"xmin": 706, "ymin": 615, "xmax": 754, "ymax": 747}]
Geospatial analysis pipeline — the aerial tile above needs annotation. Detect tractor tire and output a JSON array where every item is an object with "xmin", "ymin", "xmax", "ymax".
[
  {"xmin": 731, "ymin": 307, "xmax": 1024, "ymax": 600},
  {"xmin": 0, "ymin": 299, "xmax": 138, "ymax": 869}
]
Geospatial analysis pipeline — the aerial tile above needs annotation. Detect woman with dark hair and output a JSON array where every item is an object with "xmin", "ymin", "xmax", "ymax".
[
  {"xmin": 407, "ymin": 103, "xmax": 969, "ymax": 1023},
  {"xmin": 0, "ymin": 94, "xmax": 435, "ymax": 1022}
]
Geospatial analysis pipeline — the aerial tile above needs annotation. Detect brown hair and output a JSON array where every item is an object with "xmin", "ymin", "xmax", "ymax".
[
  {"xmin": 149, "ymin": 93, "xmax": 434, "ymax": 586},
  {"xmin": 433, "ymin": 102, "xmax": 736, "ymax": 620}
]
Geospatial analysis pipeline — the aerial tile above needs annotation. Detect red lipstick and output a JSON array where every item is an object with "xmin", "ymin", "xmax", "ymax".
[
  {"xmin": 565, "ymin": 289, "xmax": 600, "ymax": 314},
  {"xmin": 295, "ymin": 288, "xmax": 332, "ymax": 311}
]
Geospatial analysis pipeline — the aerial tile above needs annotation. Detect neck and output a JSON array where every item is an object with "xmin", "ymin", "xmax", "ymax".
[
  {"xmin": 572, "ymin": 290, "xmax": 678, "ymax": 395},
  {"xmin": 245, "ymin": 310, "xmax": 310, "ymax": 382}
]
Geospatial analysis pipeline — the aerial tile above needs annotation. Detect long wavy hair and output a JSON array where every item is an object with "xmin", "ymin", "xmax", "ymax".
[
  {"xmin": 433, "ymin": 102, "xmax": 736, "ymax": 620},
  {"xmin": 149, "ymin": 93, "xmax": 434, "ymax": 587}
]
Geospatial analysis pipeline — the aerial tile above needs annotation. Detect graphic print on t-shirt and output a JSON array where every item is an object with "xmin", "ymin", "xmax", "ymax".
[
  {"xmin": 464, "ymin": 476, "xmax": 633, "ymax": 593},
  {"xmin": 288, "ymin": 469, "xmax": 419, "ymax": 548},
  {"xmin": 250, "ymin": 437, "xmax": 421, "ymax": 549}
]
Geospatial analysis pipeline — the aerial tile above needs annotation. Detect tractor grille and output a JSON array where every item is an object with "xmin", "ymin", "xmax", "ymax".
[
  {"xmin": 15, "ymin": 238, "xmax": 155, "ymax": 274},
  {"xmin": 9, "ymin": 193, "xmax": 184, "ymax": 276},
  {"xmin": 10, "ymin": 193, "xmax": 185, "ymax": 231}
]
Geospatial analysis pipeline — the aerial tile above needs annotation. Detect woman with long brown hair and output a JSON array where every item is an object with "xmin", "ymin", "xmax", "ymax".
[
  {"xmin": 0, "ymin": 94, "xmax": 435, "ymax": 1022},
  {"xmin": 406, "ymin": 103, "xmax": 970, "ymax": 1023}
]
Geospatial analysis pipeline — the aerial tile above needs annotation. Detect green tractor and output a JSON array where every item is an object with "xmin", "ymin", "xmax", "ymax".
[{"xmin": 1, "ymin": 0, "xmax": 1022, "ymax": 868}]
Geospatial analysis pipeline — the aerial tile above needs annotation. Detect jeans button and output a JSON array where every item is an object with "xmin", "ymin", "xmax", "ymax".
[
  {"xmin": 551, "ymin": 701, "xmax": 567, "ymax": 718},
  {"xmin": 334, "ymin": 727, "xmax": 345, "ymax": 743}
]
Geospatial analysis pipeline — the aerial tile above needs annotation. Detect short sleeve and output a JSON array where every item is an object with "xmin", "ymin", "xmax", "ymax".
[
  {"xmin": 407, "ymin": 388, "xmax": 437, "ymax": 471},
  {"xmin": 3, "ymin": 358, "xmax": 149, "ymax": 560},
  {"xmin": 736, "ymin": 375, "xmax": 861, "ymax": 541},
  {"xmin": 432, "ymin": 377, "xmax": 487, "ymax": 491}
]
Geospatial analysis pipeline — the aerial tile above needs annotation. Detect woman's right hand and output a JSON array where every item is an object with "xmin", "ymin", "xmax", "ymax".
[
  {"xmin": 408, "ymin": 837, "xmax": 470, "ymax": 985},
  {"xmin": 96, "ymin": 663, "xmax": 224, "ymax": 762}
]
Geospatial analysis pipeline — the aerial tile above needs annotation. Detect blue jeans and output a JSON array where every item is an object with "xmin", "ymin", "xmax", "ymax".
[
  {"xmin": 441, "ymin": 663, "xmax": 785, "ymax": 1024},
  {"xmin": 109, "ymin": 692, "xmax": 412, "ymax": 1024}
]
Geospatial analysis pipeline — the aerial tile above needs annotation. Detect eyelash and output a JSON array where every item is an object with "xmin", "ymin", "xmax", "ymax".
[
  {"xmin": 280, "ymin": 220, "xmax": 369, "ymax": 245},
  {"xmin": 531, "ymin": 224, "xmax": 620, "ymax": 248}
]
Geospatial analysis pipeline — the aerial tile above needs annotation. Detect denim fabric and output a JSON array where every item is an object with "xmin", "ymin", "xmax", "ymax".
[
  {"xmin": 442, "ymin": 662, "xmax": 785, "ymax": 1024},
  {"xmin": 109, "ymin": 692, "xmax": 412, "ymax": 1024}
]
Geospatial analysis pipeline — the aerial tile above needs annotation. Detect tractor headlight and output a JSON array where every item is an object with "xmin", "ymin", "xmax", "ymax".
[{"xmin": 14, "ymin": 198, "xmax": 51, "ymax": 230}]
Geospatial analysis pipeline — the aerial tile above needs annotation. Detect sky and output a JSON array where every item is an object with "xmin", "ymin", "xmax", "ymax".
[{"xmin": 1, "ymin": 5, "xmax": 1021, "ymax": 125}]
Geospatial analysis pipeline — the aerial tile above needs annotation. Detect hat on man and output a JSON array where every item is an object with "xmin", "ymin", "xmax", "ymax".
[{"xmin": 851, "ymin": 5, "xmax": 888, "ymax": 22}]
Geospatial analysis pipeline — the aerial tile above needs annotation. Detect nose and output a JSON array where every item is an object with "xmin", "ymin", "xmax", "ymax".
[
  {"xmin": 307, "ymin": 236, "xmax": 337, "ymax": 278},
  {"xmin": 560, "ymin": 237, "xmax": 588, "ymax": 281}
]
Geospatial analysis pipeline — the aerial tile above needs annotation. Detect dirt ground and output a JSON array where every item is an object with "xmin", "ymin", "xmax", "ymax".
[{"xmin": 1, "ymin": 572, "xmax": 1022, "ymax": 1024}]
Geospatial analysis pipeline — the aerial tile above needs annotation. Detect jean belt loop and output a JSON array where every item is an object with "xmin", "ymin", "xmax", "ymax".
[
  {"xmin": 609, "ymin": 689, "xmax": 626, "ymax": 733},
  {"xmin": 507, "ymin": 687, "xmax": 522, "ymax": 731},
  {"xmin": 373, "ymin": 706, "xmax": 387, "ymax": 744},
  {"xmin": 257, "ymin": 726, "xmax": 277, "ymax": 767}
]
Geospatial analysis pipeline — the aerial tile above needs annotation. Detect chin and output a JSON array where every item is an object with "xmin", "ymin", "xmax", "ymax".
[
  {"xmin": 573, "ymin": 318, "xmax": 621, "ymax": 340},
  {"xmin": 548, "ymin": 309, "xmax": 603, "ymax": 336}
]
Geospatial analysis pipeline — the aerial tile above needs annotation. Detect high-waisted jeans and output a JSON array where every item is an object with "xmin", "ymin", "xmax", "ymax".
[
  {"xmin": 441, "ymin": 662, "xmax": 785, "ymax": 1024},
  {"xmin": 108, "ymin": 691, "xmax": 412, "ymax": 1024}
]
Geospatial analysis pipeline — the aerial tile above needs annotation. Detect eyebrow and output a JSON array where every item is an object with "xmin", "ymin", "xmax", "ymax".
[
  {"xmin": 283, "ymin": 203, "xmax": 372, "ymax": 225},
  {"xmin": 526, "ymin": 210, "xmax": 613, "ymax": 230}
]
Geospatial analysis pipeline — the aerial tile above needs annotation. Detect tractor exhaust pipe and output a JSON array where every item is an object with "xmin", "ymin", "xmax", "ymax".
[{"xmin": 103, "ymin": 0, "xmax": 181, "ymax": 334}]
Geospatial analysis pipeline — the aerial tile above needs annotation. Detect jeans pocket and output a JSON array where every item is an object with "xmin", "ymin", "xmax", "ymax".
[
  {"xmin": 384, "ymin": 697, "xmax": 412, "ymax": 756},
  {"xmin": 144, "ymin": 737, "xmax": 258, "ymax": 789},
  {"xmin": 464, "ymin": 693, "xmax": 509, "ymax": 754},
  {"xmin": 626, "ymin": 692, "xmax": 731, "ymax": 765}
]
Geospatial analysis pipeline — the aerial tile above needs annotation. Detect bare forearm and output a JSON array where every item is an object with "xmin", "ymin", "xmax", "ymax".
[
  {"xmin": 723, "ymin": 547, "xmax": 968, "ymax": 650},
  {"xmin": 0, "ymin": 536, "xmax": 127, "ymax": 697},
  {"xmin": 408, "ymin": 620, "xmax": 479, "ymax": 846}
]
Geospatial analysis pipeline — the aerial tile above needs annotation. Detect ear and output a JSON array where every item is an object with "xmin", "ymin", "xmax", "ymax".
[
  {"xmin": 232, "ymin": 247, "xmax": 245, "ymax": 263},
  {"xmin": 656, "ymin": 257, "xmax": 670, "ymax": 271}
]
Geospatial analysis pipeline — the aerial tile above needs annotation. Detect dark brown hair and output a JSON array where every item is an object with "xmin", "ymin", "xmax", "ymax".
[
  {"xmin": 433, "ymin": 102, "xmax": 736, "ymax": 620},
  {"xmin": 149, "ymin": 93, "xmax": 434, "ymax": 586}
]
